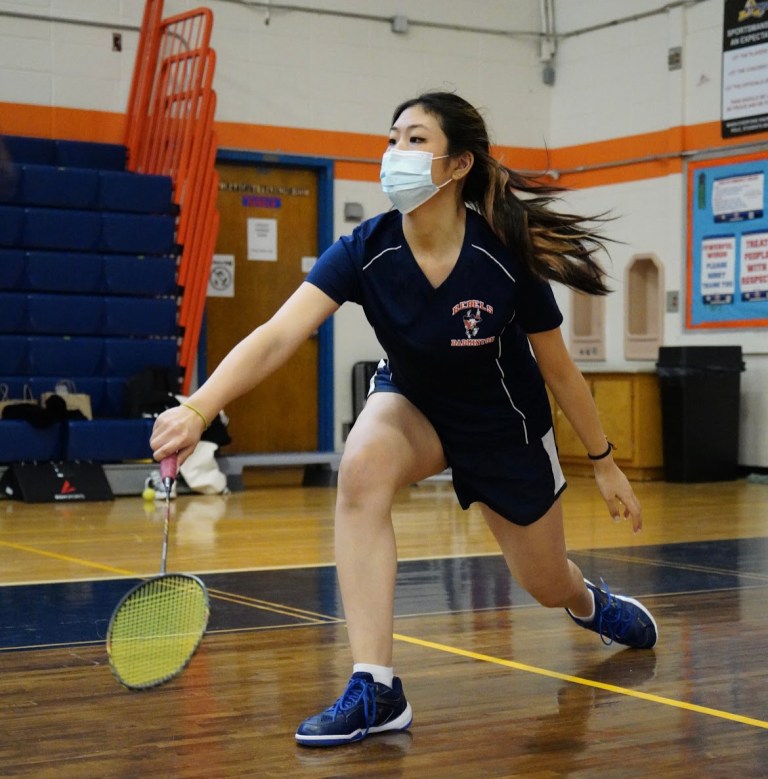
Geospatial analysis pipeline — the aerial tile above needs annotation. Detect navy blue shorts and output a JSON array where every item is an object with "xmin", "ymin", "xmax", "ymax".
[{"xmin": 369, "ymin": 360, "xmax": 567, "ymax": 526}]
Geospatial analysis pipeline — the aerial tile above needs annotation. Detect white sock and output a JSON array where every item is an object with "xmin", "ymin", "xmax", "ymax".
[
  {"xmin": 571, "ymin": 590, "xmax": 596, "ymax": 623},
  {"xmin": 353, "ymin": 663, "xmax": 394, "ymax": 688}
]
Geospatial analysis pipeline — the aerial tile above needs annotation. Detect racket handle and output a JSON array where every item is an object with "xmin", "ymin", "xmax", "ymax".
[
  {"xmin": 160, "ymin": 454, "xmax": 178, "ymax": 480},
  {"xmin": 160, "ymin": 455, "xmax": 178, "ymax": 489}
]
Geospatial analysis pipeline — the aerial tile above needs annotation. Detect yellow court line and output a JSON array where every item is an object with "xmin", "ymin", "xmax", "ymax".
[
  {"xmin": 393, "ymin": 632, "xmax": 768, "ymax": 731},
  {"xmin": 585, "ymin": 549, "xmax": 768, "ymax": 584},
  {"xmin": 0, "ymin": 540, "xmax": 336, "ymax": 625},
  {"xmin": 206, "ymin": 588, "xmax": 341, "ymax": 623},
  {"xmin": 0, "ymin": 540, "xmax": 135, "ymax": 578}
]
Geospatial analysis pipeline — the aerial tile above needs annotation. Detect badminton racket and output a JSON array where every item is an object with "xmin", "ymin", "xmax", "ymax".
[{"xmin": 107, "ymin": 455, "xmax": 209, "ymax": 690}]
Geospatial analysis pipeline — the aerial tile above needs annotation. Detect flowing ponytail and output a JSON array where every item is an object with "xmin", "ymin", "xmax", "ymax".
[{"xmin": 392, "ymin": 92, "xmax": 612, "ymax": 295}]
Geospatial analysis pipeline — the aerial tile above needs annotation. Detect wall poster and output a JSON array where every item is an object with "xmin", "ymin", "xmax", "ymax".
[
  {"xmin": 687, "ymin": 151, "xmax": 768, "ymax": 329},
  {"xmin": 722, "ymin": 0, "xmax": 768, "ymax": 138}
]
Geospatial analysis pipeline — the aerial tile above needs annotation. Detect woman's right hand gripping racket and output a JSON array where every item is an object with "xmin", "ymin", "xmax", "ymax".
[{"xmin": 107, "ymin": 456, "xmax": 210, "ymax": 690}]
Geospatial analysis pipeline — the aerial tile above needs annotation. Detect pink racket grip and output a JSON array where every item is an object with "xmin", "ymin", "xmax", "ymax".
[{"xmin": 160, "ymin": 455, "xmax": 178, "ymax": 482}]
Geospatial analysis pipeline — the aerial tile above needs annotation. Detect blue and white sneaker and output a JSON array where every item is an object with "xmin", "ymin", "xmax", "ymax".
[
  {"xmin": 567, "ymin": 579, "xmax": 658, "ymax": 649},
  {"xmin": 295, "ymin": 672, "xmax": 413, "ymax": 747}
]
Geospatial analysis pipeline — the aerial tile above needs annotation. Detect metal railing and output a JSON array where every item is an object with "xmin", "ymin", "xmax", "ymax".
[{"xmin": 125, "ymin": 0, "xmax": 219, "ymax": 394}]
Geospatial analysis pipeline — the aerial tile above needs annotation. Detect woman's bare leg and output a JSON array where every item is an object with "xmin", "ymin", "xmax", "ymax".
[
  {"xmin": 480, "ymin": 498, "xmax": 594, "ymax": 616},
  {"xmin": 335, "ymin": 392, "xmax": 447, "ymax": 665}
]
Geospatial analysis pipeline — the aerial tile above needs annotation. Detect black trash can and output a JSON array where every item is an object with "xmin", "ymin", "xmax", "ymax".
[{"xmin": 656, "ymin": 346, "xmax": 745, "ymax": 482}]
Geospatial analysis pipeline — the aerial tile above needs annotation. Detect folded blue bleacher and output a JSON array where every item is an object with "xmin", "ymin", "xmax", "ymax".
[
  {"xmin": 1, "ymin": 135, "xmax": 183, "ymax": 465},
  {"xmin": 24, "ymin": 250, "xmax": 103, "ymax": 293},
  {"xmin": 104, "ymin": 337, "xmax": 177, "ymax": 377},
  {"xmin": 3, "ymin": 376, "xmax": 128, "ymax": 420},
  {"xmin": 0, "ymin": 421, "xmax": 66, "ymax": 463},
  {"xmin": 23, "ymin": 208, "xmax": 102, "ymax": 251},
  {"xmin": 26, "ymin": 336, "xmax": 104, "ymax": 376},
  {"xmin": 104, "ymin": 377, "xmax": 127, "ymax": 416},
  {"xmin": 102, "ymin": 254, "xmax": 177, "ymax": 295},
  {"xmin": 0, "ymin": 205, "xmax": 24, "ymax": 246},
  {"xmin": 98, "ymin": 170, "xmax": 174, "ymax": 214},
  {"xmin": 4, "ymin": 136, "xmax": 126, "ymax": 170},
  {"xmin": 54, "ymin": 139, "xmax": 126, "ymax": 171},
  {"xmin": 104, "ymin": 297, "xmax": 177, "ymax": 337},
  {"xmin": 0, "ymin": 249, "xmax": 24, "ymax": 288},
  {"xmin": 17, "ymin": 164, "xmax": 100, "ymax": 209},
  {"xmin": 1, "ymin": 165, "xmax": 172, "ymax": 213},
  {"xmin": 0, "ymin": 377, "xmax": 27, "ymax": 398},
  {"xmin": 0, "ymin": 163, "xmax": 19, "ymax": 201},
  {"xmin": 67, "ymin": 419, "xmax": 154, "ymax": 461},
  {"xmin": 22, "ymin": 251, "xmax": 176, "ymax": 296},
  {"xmin": 0, "ymin": 336, "xmax": 27, "ymax": 373},
  {"xmin": 101, "ymin": 213, "xmax": 176, "ymax": 255},
  {"xmin": 2, "ymin": 136, "xmax": 56, "ymax": 166},
  {"xmin": 0, "ymin": 292, "xmax": 26, "ymax": 332},
  {"xmin": 27, "ymin": 294, "xmax": 104, "ymax": 335},
  {"xmin": 26, "ymin": 376, "xmax": 106, "ymax": 416}
]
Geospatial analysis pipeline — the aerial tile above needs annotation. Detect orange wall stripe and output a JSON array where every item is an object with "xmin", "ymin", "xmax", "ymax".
[
  {"xmin": 0, "ymin": 103, "xmax": 125, "ymax": 144},
  {"xmin": 1, "ymin": 102, "xmax": 766, "ymax": 189}
]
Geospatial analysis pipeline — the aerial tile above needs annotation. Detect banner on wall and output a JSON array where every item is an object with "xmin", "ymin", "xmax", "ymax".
[
  {"xmin": 722, "ymin": 0, "xmax": 768, "ymax": 138},
  {"xmin": 687, "ymin": 152, "xmax": 768, "ymax": 329}
]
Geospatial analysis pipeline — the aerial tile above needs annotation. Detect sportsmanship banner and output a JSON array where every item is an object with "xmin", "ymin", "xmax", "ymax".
[
  {"xmin": 722, "ymin": 0, "xmax": 768, "ymax": 138},
  {"xmin": 687, "ymin": 152, "xmax": 768, "ymax": 329}
]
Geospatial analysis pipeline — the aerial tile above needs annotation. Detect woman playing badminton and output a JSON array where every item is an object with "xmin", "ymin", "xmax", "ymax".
[{"xmin": 150, "ymin": 91, "xmax": 658, "ymax": 747}]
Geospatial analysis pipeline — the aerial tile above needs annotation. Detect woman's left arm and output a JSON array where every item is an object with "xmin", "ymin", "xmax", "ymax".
[{"xmin": 528, "ymin": 327, "xmax": 642, "ymax": 532}]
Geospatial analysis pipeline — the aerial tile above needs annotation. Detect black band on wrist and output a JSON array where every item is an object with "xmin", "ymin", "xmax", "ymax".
[{"xmin": 587, "ymin": 439, "xmax": 615, "ymax": 461}]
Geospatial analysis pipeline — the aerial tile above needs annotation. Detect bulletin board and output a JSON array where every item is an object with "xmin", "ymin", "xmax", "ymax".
[{"xmin": 686, "ymin": 151, "xmax": 768, "ymax": 329}]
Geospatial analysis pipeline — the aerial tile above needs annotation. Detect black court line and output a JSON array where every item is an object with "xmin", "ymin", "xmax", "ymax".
[{"xmin": 1, "ymin": 537, "xmax": 767, "ymax": 651}]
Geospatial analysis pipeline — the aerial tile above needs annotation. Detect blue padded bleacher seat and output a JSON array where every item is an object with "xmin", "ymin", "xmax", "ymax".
[
  {"xmin": 104, "ymin": 337, "xmax": 177, "ymax": 377},
  {"xmin": 98, "ymin": 171, "xmax": 173, "ymax": 214},
  {"xmin": 2, "ymin": 376, "xmax": 126, "ymax": 418},
  {"xmin": 3, "ymin": 136, "xmax": 56, "ymax": 166},
  {"xmin": 26, "ymin": 336, "xmax": 104, "ymax": 376},
  {"xmin": 104, "ymin": 377, "xmax": 127, "ymax": 417},
  {"xmin": 103, "ymin": 297, "xmax": 177, "ymax": 337},
  {"xmin": 100, "ymin": 213, "xmax": 176, "ymax": 255},
  {"xmin": 23, "ymin": 208, "xmax": 101, "ymax": 251},
  {"xmin": 102, "ymin": 254, "xmax": 176, "ymax": 296},
  {"xmin": 54, "ymin": 140, "xmax": 126, "ymax": 171},
  {"xmin": 26, "ymin": 294, "xmax": 104, "ymax": 335},
  {"xmin": 27, "ymin": 376, "xmax": 106, "ymax": 417},
  {"xmin": 0, "ymin": 206, "xmax": 24, "ymax": 246},
  {"xmin": 0, "ymin": 336, "xmax": 27, "ymax": 373},
  {"xmin": 0, "ymin": 421, "xmax": 66, "ymax": 462},
  {"xmin": 0, "ymin": 377, "xmax": 27, "ymax": 398},
  {"xmin": 0, "ymin": 249, "xmax": 25, "ymax": 288},
  {"xmin": 25, "ymin": 251, "xmax": 102, "ymax": 293},
  {"xmin": 0, "ymin": 292, "xmax": 26, "ymax": 332},
  {"xmin": 0, "ymin": 163, "xmax": 19, "ymax": 202},
  {"xmin": 18, "ymin": 164, "xmax": 100, "ymax": 209},
  {"xmin": 67, "ymin": 418, "xmax": 154, "ymax": 461}
]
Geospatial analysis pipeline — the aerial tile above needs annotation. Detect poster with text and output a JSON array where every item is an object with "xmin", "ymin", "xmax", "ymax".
[
  {"xmin": 722, "ymin": 0, "xmax": 768, "ymax": 138},
  {"xmin": 687, "ymin": 152, "xmax": 768, "ymax": 329}
]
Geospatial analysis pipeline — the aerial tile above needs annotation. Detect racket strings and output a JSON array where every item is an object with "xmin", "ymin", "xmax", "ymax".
[{"xmin": 108, "ymin": 574, "xmax": 209, "ymax": 689}]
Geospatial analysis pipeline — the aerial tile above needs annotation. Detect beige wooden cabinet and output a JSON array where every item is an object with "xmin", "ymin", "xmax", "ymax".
[{"xmin": 549, "ymin": 371, "xmax": 664, "ymax": 480}]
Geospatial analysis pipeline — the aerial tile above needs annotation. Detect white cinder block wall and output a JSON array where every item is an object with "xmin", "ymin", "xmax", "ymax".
[
  {"xmin": 550, "ymin": 0, "xmax": 768, "ymax": 469},
  {"xmin": 0, "ymin": 0, "xmax": 765, "ymax": 467}
]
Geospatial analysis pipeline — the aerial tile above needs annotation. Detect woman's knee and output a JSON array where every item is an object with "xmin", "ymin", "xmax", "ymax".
[
  {"xmin": 337, "ymin": 440, "xmax": 395, "ymax": 500},
  {"xmin": 522, "ymin": 567, "xmax": 580, "ymax": 609},
  {"xmin": 338, "ymin": 394, "xmax": 445, "ymax": 502}
]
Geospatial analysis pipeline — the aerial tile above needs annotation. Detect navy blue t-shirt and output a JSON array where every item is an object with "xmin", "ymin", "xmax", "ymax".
[{"xmin": 307, "ymin": 208, "xmax": 563, "ymax": 449}]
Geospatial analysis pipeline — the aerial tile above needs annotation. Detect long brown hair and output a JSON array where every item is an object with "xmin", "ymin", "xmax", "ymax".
[{"xmin": 392, "ymin": 92, "xmax": 612, "ymax": 295}]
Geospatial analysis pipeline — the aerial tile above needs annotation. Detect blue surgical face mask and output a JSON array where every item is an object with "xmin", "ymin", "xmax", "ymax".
[{"xmin": 380, "ymin": 148, "xmax": 453, "ymax": 214}]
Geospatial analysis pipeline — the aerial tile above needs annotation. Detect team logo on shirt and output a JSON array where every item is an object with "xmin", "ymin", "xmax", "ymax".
[
  {"xmin": 463, "ymin": 309, "xmax": 482, "ymax": 337},
  {"xmin": 451, "ymin": 299, "xmax": 495, "ymax": 347}
]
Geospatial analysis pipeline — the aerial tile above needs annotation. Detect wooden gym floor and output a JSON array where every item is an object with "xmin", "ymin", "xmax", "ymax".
[{"xmin": 1, "ymin": 473, "xmax": 768, "ymax": 777}]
